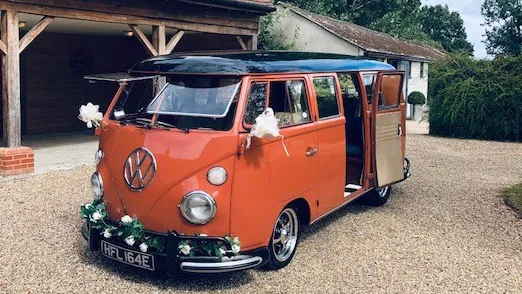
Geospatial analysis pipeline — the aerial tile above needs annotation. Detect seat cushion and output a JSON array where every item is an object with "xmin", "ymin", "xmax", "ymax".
[{"xmin": 346, "ymin": 144, "xmax": 362, "ymax": 156}]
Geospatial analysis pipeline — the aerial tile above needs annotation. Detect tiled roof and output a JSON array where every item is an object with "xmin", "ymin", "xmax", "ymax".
[{"xmin": 280, "ymin": 3, "xmax": 445, "ymax": 61}]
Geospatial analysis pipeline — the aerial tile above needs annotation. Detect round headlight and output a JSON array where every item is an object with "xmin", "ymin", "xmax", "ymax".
[
  {"xmin": 95, "ymin": 149, "xmax": 104, "ymax": 166},
  {"xmin": 91, "ymin": 172, "xmax": 104, "ymax": 201},
  {"xmin": 179, "ymin": 191, "xmax": 216, "ymax": 225},
  {"xmin": 207, "ymin": 167, "xmax": 227, "ymax": 186}
]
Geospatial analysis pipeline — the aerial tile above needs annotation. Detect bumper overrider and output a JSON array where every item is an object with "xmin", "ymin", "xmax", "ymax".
[{"xmin": 82, "ymin": 222, "xmax": 268, "ymax": 274}]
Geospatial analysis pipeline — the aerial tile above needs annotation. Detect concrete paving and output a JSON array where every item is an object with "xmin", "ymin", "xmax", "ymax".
[{"xmin": 0, "ymin": 131, "xmax": 98, "ymax": 181}]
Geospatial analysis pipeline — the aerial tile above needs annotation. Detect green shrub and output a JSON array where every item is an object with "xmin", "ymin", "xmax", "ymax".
[
  {"xmin": 428, "ymin": 54, "xmax": 522, "ymax": 141},
  {"xmin": 407, "ymin": 91, "xmax": 426, "ymax": 105}
]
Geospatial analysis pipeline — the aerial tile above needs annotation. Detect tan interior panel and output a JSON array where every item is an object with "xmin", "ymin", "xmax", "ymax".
[{"xmin": 375, "ymin": 111, "xmax": 404, "ymax": 186}]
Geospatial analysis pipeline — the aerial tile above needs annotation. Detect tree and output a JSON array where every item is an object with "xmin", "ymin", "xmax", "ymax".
[
  {"xmin": 482, "ymin": 0, "xmax": 522, "ymax": 56},
  {"xmin": 420, "ymin": 5, "xmax": 474, "ymax": 55}
]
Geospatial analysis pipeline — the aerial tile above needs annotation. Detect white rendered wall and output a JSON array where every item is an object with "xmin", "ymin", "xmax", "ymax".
[{"xmin": 407, "ymin": 61, "xmax": 428, "ymax": 120}]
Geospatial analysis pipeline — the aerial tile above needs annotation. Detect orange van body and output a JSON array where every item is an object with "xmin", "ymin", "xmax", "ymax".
[{"xmin": 82, "ymin": 51, "xmax": 410, "ymax": 274}]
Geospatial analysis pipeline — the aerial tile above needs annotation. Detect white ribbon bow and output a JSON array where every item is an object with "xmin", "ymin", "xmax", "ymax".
[
  {"xmin": 246, "ymin": 108, "xmax": 290, "ymax": 157},
  {"xmin": 78, "ymin": 102, "xmax": 103, "ymax": 128}
]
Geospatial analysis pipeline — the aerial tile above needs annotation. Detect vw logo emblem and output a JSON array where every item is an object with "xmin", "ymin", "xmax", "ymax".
[{"xmin": 123, "ymin": 147, "xmax": 157, "ymax": 191}]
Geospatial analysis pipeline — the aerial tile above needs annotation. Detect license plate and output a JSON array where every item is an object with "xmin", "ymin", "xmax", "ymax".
[{"xmin": 100, "ymin": 240, "xmax": 155, "ymax": 271}]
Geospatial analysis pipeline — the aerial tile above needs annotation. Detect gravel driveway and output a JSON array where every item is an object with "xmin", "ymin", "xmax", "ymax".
[{"xmin": 1, "ymin": 132, "xmax": 522, "ymax": 293}]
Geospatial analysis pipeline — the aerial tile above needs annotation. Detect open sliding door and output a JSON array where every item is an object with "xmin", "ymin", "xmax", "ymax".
[{"xmin": 372, "ymin": 72, "xmax": 406, "ymax": 187}]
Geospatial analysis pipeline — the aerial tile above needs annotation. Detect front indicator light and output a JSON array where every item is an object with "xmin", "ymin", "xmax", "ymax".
[{"xmin": 207, "ymin": 167, "xmax": 227, "ymax": 186}]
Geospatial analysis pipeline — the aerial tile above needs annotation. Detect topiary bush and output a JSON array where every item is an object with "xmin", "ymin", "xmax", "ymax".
[
  {"xmin": 408, "ymin": 91, "xmax": 426, "ymax": 105},
  {"xmin": 428, "ymin": 54, "xmax": 522, "ymax": 141}
]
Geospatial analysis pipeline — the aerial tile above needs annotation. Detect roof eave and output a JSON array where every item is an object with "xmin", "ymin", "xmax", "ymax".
[
  {"xmin": 177, "ymin": 0, "xmax": 276, "ymax": 14},
  {"xmin": 365, "ymin": 51, "xmax": 437, "ymax": 63}
]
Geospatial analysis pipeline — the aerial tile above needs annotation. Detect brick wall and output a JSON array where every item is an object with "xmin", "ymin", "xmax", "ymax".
[{"xmin": 0, "ymin": 146, "xmax": 34, "ymax": 176}]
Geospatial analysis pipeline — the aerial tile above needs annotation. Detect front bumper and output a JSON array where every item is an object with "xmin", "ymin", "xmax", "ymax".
[{"xmin": 82, "ymin": 222, "xmax": 267, "ymax": 274}]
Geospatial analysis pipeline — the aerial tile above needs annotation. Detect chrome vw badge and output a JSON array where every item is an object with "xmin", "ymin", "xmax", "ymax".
[{"xmin": 123, "ymin": 148, "xmax": 157, "ymax": 191}]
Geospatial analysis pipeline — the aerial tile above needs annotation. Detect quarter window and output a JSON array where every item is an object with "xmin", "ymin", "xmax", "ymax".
[
  {"xmin": 313, "ymin": 77, "xmax": 340, "ymax": 119},
  {"xmin": 244, "ymin": 82, "xmax": 268, "ymax": 125},
  {"xmin": 363, "ymin": 74, "xmax": 376, "ymax": 104}
]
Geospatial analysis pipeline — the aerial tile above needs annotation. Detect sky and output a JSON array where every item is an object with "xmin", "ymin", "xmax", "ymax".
[{"xmin": 421, "ymin": 0, "xmax": 489, "ymax": 58}]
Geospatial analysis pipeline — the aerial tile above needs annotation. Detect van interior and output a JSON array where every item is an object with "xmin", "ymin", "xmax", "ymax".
[{"xmin": 338, "ymin": 73, "xmax": 367, "ymax": 192}]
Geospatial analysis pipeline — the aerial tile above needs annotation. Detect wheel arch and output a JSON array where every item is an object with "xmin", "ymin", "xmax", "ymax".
[{"xmin": 287, "ymin": 198, "xmax": 311, "ymax": 226}]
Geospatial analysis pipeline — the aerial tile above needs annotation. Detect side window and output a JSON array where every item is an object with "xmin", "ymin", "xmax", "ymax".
[
  {"xmin": 313, "ymin": 77, "xmax": 340, "ymax": 119},
  {"xmin": 269, "ymin": 80, "xmax": 311, "ymax": 127},
  {"xmin": 378, "ymin": 74, "xmax": 403, "ymax": 109},
  {"xmin": 244, "ymin": 82, "xmax": 268, "ymax": 125},
  {"xmin": 362, "ymin": 74, "xmax": 376, "ymax": 104},
  {"xmin": 338, "ymin": 73, "xmax": 363, "ymax": 118}
]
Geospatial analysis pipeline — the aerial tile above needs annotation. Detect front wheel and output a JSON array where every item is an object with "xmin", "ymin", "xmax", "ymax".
[
  {"xmin": 265, "ymin": 205, "xmax": 300, "ymax": 270},
  {"xmin": 363, "ymin": 185, "xmax": 392, "ymax": 207}
]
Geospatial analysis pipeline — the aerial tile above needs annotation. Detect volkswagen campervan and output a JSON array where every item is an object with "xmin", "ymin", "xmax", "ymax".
[{"xmin": 81, "ymin": 51, "xmax": 410, "ymax": 274}]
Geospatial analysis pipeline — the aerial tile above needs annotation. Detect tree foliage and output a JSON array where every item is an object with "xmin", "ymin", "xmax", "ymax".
[
  {"xmin": 482, "ymin": 0, "xmax": 522, "ymax": 56},
  {"xmin": 407, "ymin": 91, "xmax": 426, "ymax": 105},
  {"xmin": 420, "ymin": 5, "xmax": 474, "ymax": 55},
  {"xmin": 429, "ymin": 54, "xmax": 522, "ymax": 141}
]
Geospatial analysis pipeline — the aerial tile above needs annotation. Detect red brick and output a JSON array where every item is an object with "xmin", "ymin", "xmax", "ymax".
[
  {"xmin": 26, "ymin": 163, "xmax": 35, "ymax": 168},
  {"xmin": 20, "ymin": 158, "xmax": 33, "ymax": 164},
  {"xmin": 3, "ymin": 159, "xmax": 20, "ymax": 165},
  {"xmin": 13, "ymin": 163, "xmax": 28, "ymax": 170},
  {"xmin": 0, "ymin": 155, "xmax": 14, "ymax": 161},
  {"xmin": 13, "ymin": 154, "xmax": 28, "ymax": 160}
]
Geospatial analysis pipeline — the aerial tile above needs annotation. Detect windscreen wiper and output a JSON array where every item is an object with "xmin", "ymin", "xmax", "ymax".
[{"xmin": 152, "ymin": 121, "xmax": 190, "ymax": 133}]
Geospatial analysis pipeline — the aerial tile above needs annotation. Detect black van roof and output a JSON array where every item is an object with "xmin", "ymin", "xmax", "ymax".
[{"xmin": 130, "ymin": 51, "xmax": 396, "ymax": 75}]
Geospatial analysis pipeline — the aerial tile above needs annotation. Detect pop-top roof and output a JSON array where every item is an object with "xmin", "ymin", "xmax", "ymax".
[
  {"xmin": 129, "ymin": 51, "xmax": 395, "ymax": 75},
  {"xmin": 280, "ymin": 3, "xmax": 446, "ymax": 61}
]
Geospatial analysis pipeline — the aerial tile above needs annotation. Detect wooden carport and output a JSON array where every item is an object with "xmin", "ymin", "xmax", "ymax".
[{"xmin": 0, "ymin": 0, "xmax": 273, "ymax": 176}]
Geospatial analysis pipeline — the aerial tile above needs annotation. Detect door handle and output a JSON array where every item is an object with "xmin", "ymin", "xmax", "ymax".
[
  {"xmin": 398, "ymin": 124, "xmax": 403, "ymax": 136},
  {"xmin": 305, "ymin": 147, "xmax": 318, "ymax": 157}
]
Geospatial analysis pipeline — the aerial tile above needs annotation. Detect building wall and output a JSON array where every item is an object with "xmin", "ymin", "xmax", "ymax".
[
  {"xmin": 406, "ymin": 61, "xmax": 428, "ymax": 120},
  {"xmin": 274, "ymin": 6, "xmax": 363, "ymax": 55}
]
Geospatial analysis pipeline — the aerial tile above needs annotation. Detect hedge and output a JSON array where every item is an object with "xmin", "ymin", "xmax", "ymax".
[
  {"xmin": 408, "ymin": 91, "xmax": 426, "ymax": 105},
  {"xmin": 429, "ymin": 54, "xmax": 522, "ymax": 141}
]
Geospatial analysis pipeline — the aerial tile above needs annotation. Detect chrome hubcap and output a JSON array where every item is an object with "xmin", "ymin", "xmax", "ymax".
[
  {"xmin": 272, "ymin": 208, "xmax": 298, "ymax": 262},
  {"xmin": 377, "ymin": 186, "xmax": 389, "ymax": 198}
]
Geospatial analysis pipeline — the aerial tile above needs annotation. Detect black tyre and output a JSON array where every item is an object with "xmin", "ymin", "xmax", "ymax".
[
  {"xmin": 364, "ymin": 185, "xmax": 392, "ymax": 207},
  {"xmin": 265, "ymin": 205, "xmax": 300, "ymax": 270}
]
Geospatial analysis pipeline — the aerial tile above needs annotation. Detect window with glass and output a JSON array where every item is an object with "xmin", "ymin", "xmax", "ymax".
[
  {"xmin": 313, "ymin": 77, "xmax": 340, "ymax": 119},
  {"xmin": 378, "ymin": 74, "xmax": 403, "ymax": 110},
  {"xmin": 244, "ymin": 80, "xmax": 311, "ymax": 127},
  {"xmin": 362, "ymin": 74, "xmax": 376, "ymax": 104}
]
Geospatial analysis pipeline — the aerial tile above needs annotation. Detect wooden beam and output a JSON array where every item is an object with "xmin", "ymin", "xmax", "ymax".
[
  {"xmin": 236, "ymin": 36, "xmax": 248, "ymax": 50},
  {"xmin": 0, "ymin": 39, "xmax": 5, "ymax": 55},
  {"xmin": 129, "ymin": 24, "xmax": 158, "ymax": 56},
  {"xmin": 19, "ymin": 16, "xmax": 54, "ymax": 53},
  {"xmin": 152, "ymin": 25, "xmax": 166, "ymax": 55},
  {"xmin": 165, "ymin": 30, "xmax": 185, "ymax": 54},
  {"xmin": 1, "ymin": 10, "xmax": 22, "ymax": 147},
  {"xmin": 2, "ymin": 2, "xmax": 257, "ymax": 36}
]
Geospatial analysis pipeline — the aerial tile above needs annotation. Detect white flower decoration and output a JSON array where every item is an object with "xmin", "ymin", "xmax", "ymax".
[
  {"xmin": 232, "ymin": 244, "xmax": 241, "ymax": 254},
  {"xmin": 232, "ymin": 237, "xmax": 240, "ymax": 244},
  {"xmin": 102, "ymin": 228, "xmax": 112, "ymax": 239},
  {"xmin": 218, "ymin": 248, "xmax": 227, "ymax": 256},
  {"xmin": 139, "ymin": 243, "xmax": 148, "ymax": 253},
  {"xmin": 78, "ymin": 102, "xmax": 103, "ymax": 129},
  {"xmin": 120, "ymin": 215, "xmax": 133, "ymax": 224},
  {"xmin": 85, "ymin": 204, "xmax": 93, "ymax": 209},
  {"xmin": 91, "ymin": 211, "xmax": 102, "ymax": 222},
  {"xmin": 179, "ymin": 244, "xmax": 192, "ymax": 255},
  {"xmin": 125, "ymin": 236, "xmax": 135, "ymax": 247}
]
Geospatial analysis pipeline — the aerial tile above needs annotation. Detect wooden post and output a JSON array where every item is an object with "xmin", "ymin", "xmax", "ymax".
[
  {"xmin": 152, "ymin": 25, "xmax": 166, "ymax": 55},
  {"xmin": 236, "ymin": 36, "xmax": 247, "ymax": 50},
  {"xmin": 1, "ymin": 10, "xmax": 22, "ymax": 147},
  {"xmin": 165, "ymin": 30, "xmax": 184, "ymax": 54},
  {"xmin": 247, "ymin": 34, "xmax": 258, "ymax": 50}
]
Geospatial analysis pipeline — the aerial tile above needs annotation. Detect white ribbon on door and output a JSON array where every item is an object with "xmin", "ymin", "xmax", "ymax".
[
  {"xmin": 78, "ymin": 102, "xmax": 103, "ymax": 128},
  {"xmin": 246, "ymin": 108, "xmax": 290, "ymax": 157}
]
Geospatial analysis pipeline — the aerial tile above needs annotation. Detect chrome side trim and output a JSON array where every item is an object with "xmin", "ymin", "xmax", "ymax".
[{"xmin": 180, "ymin": 256, "xmax": 263, "ymax": 273}]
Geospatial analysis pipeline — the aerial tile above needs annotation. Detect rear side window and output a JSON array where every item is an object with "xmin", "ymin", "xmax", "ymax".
[
  {"xmin": 379, "ymin": 74, "xmax": 403, "ymax": 109},
  {"xmin": 313, "ymin": 77, "xmax": 340, "ymax": 119}
]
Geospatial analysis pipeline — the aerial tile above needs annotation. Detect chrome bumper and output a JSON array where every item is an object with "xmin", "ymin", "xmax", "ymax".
[{"xmin": 180, "ymin": 255, "xmax": 264, "ymax": 273}]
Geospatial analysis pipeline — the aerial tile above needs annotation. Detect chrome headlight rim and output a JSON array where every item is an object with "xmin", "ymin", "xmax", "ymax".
[
  {"xmin": 179, "ymin": 191, "xmax": 217, "ymax": 225},
  {"xmin": 95, "ymin": 149, "xmax": 104, "ymax": 166},
  {"xmin": 91, "ymin": 172, "xmax": 104, "ymax": 201},
  {"xmin": 207, "ymin": 166, "xmax": 228, "ymax": 186}
]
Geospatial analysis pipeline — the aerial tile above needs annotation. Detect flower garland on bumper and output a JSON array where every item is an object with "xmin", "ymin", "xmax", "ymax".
[{"xmin": 80, "ymin": 200, "xmax": 241, "ymax": 257}]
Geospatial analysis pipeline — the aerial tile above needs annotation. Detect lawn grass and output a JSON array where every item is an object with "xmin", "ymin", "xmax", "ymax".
[{"xmin": 502, "ymin": 183, "xmax": 522, "ymax": 218}]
